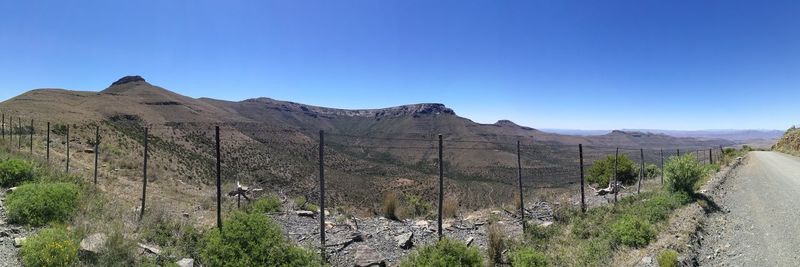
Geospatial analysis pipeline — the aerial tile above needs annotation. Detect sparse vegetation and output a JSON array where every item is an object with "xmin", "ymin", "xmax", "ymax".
[
  {"xmin": 487, "ymin": 224, "xmax": 507, "ymax": 264},
  {"xmin": 510, "ymin": 247, "xmax": 549, "ymax": 267},
  {"xmin": 404, "ymin": 194, "xmax": 431, "ymax": 218},
  {"xmin": 657, "ymin": 249, "xmax": 679, "ymax": 267},
  {"xmin": 6, "ymin": 182, "xmax": 81, "ymax": 226},
  {"xmin": 21, "ymin": 226, "xmax": 80, "ymax": 267},
  {"xmin": 443, "ymin": 194, "xmax": 459, "ymax": 218},
  {"xmin": 399, "ymin": 238, "xmax": 482, "ymax": 267},
  {"xmin": 587, "ymin": 154, "xmax": 636, "ymax": 185},
  {"xmin": 0, "ymin": 158, "xmax": 35, "ymax": 187},
  {"xmin": 610, "ymin": 215, "xmax": 656, "ymax": 248},
  {"xmin": 200, "ymin": 211, "xmax": 320, "ymax": 266},
  {"xmin": 247, "ymin": 195, "xmax": 283, "ymax": 214},
  {"xmin": 383, "ymin": 191, "xmax": 402, "ymax": 220},
  {"xmin": 293, "ymin": 195, "xmax": 319, "ymax": 212}
]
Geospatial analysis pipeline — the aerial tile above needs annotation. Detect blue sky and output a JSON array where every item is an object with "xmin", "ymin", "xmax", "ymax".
[{"xmin": 1, "ymin": 0, "xmax": 798, "ymax": 130}]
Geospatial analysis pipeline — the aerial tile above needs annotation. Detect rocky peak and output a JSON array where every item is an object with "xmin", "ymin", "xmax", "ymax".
[{"xmin": 111, "ymin": 76, "xmax": 146, "ymax": 86}]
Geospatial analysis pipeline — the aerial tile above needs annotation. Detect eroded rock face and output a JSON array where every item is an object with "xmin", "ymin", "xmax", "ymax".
[
  {"xmin": 111, "ymin": 76, "xmax": 146, "ymax": 86},
  {"xmin": 394, "ymin": 232, "xmax": 413, "ymax": 249}
]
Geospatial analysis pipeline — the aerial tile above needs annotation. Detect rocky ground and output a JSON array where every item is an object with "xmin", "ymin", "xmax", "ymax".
[
  {"xmin": 272, "ymin": 201, "xmax": 554, "ymax": 266},
  {"xmin": 0, "ymin": 189, "xmax": 26, "ymax": 267}
]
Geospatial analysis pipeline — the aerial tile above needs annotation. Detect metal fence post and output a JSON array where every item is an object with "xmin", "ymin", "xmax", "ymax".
[
  {"xmin": 677, "ymin": 149, "xmax": 680, "ymax": 157},
  {"xmin": 638, "ymin": 148, "xmax": 643, "ymax": 194},
  {"xmin": 18, "ymin": 117, "xmax": 21, "ymax": 149},
  {"xmin": 709, "ymin": 149, "xmax": 713, "ymax": 164},
  {"xmin": 1, "ymin": 113, "xmax": 4, "ymax": 140},
  {"xmin": 216, "ymin": 126, "xmax": 222, "ymax": 231},
  {"xmin": 438, "ymin": 134, "xmax": 444, "ymax": 240},
  {"xmin": 66, "ymin": 125, "xmax": 70, "ymax": 173},
  {"xmin": 613, "ymin": 147, "xmax": 619, "ymax": 203},
  {"xmin": 579, "ymin": 144, "xmax": 585, "ymax": 212},
  {"xmin": 46, "ymin": 122, "xmax": 50, "ymax": 163},
  {"xmin": 139, "ymin": 127, "xmax": 148, "ymax": 221},
  {"xmin": 517, "ymin": 140, "xmax": 525, "ymax": 232},
  {"xmin": 94, "ymin": 125, "xmax": 99, "ymax": 185},
  {"xmin": 29, "ymin": 119, "xmax": 33, "ymax": 155},
  {"xmin": 319, "ymin": 130, "xmax": 326, "ymax": 262},
  {"xmin": 660, "ymin": 148, "xmax": 664, "ymax": 184}
]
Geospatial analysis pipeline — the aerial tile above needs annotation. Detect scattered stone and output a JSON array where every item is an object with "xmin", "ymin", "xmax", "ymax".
[
  {"xmin": 394, "ymin": 232, "xmax": 413, "ymax": 249},
  {"xmin": 414, "ymin": 220, "xmax": 429, "ymax": 228},
  {"xmin": 80, "ymin": 233, "xmax": 108, "ymax": 255},
  {"xmin": 176, "ymin": 258, "xmax": 194, "ymax": 267},
  {"xmin": 465, "ymin": 236, "xmax": 474, "ymax": 247},
  {"xmin": 6, "ymin": 187, "xmax": 16, "ymax": 193},
  {"xmin": 539, "ymin": 221, "xmax": 554, "ymax": 227},
  {"xmin": 138, "ymin": 243, "xmax": 162, "ymax": 256},
  {"xmin": 296, "ymin": 210, "xmax": 315, "ymax": 217},
  {"xmin": 640, "ymin": 256, "xmax": 652, "ymax": 264},
  {"xmin": 182, "ymin": 212, "xmax": 190, "ymax": 218},
  {"xmin": 14, "ymin": 237, "xmax": 26, "ymax": 247},
  {"xmin": 84, "ymin": 148, "xmax": 95, "ymax": 154},
  {"xmin": 353, "ymin": 245, "xmax": 386, "ymax": 267}
]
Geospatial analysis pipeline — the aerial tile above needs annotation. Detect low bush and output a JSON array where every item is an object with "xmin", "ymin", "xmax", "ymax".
[
  {"xmin": 141, "ymin": 212, "xmax": 201, "ymax": 259},
  {"xmin": 399, "ymin": 238, "xmax": 482, "ymax": 267},
  {"xmin": 404, "ymin": 194, "xmax": 431, "ymax": 218},
  {"xmin": 6, "ymin": 182, "xmax": 82, "ymax": 226},
  {"xmin": 664, "ymin": 155, "xmax": 704, "ymax": 194},
  {"xmin": 292, "ymin": 196, "xmax": 319, "ymax": 212},
  {"xmin": 248, "ymin": 195, "xmax": 282, "ymax": 214},
  {"xmin": 0, "ymin": 158, "xmax": 35, "ymax": 187},
  {"xmin": 657, "ymin": 249, "xmax": 679, "ymax": 267},
  {"xmin": 21, "ymin": 226, "xmax": 79, "ymax": 267},
  {"xmin": 200, "ymin": 211, "xmax": 319, "ymax": 266},
  {"xmin": 587, "ymin": 154, "xmax": 636, "ymax": 186},
  {"xmin": 510, "ymin": 247, "xmax": 549, "ymax": 267},
  {"xmin": 610, "ymin": 215, "xmax": 656, "ymax": 248}
]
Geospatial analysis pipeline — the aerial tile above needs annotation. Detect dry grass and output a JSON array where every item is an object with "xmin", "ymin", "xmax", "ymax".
[
  {"xmin": 487, "ymin": 223, "xmax": 508, "ymax": 265},
  {"xmin": 382, "ymin": 191, "xmax": 402, "ymax": 220},
  {"xmin": 443, "ymin": 194, "xmax": 459, "ymax": 218}
]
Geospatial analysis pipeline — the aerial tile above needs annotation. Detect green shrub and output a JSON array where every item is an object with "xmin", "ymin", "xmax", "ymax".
[
  {"xmin": 575, "ymin": 237, "xmax": 613, "ymax": 266},
  {"xmin": 6, "ymin": 182, "xmax": 82, "ymax": 226},
  {"xmin": 21, "ymin": 227, "xmax": 79, "ymax": 267},
  {"xmin": 141, "ymin": 213, "xmax": 201, "ymax": 259},
  {"xmin": 404, "ymin": 194, "xmax": 431, "ymax": 218},
  {"xmin": 623, "ymin": 192, "xmax": 690, "ymax": 223},
  {"xmin": 292, "ymin": 196, "xmax": 319, "ymax": 212},
  {"xmin": 657, "ymin": 249, "xmax": 679, "ymax": 267},
  {"xmin": 664, "ymin": 155, "xmax": 704, "ymax": 194},
  {"xmin": 400, "ymin": 238, "xmax": 482, "ymax": 267},
  {"xmin": 0, "ymin": 158, "xmax": 35, "ymax": 187},
  {"xmin": 610, "ymin": 215, "xmax": 656, "ymax": 248},
  {"xmin": 587, "ymin": 154, "xmax": 636, "ymax": 186},
  {"xmin": 248, "ymin": 195, "xmax": 282, "ymax": 214},
  {"xmin": 200, "ymin": 211, "xmax": 319, "ymax": 266},
  {"xmin": 510, "ymin": 247, "xmax": 549, "ymax": 267},
  {"xmin": 645, "ymin": 163, "xmax": 660, "ymax": 179}
]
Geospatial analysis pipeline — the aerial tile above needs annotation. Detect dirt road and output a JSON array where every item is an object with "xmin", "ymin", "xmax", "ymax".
[{"xmin": 699, "ymin": 151, "xmax": 800, "ymax": 266}]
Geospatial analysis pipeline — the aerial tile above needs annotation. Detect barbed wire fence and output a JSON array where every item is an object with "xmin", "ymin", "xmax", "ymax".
[{"xmin": 0, "ymin": 112, "xmax": 730, "ymax": 262}]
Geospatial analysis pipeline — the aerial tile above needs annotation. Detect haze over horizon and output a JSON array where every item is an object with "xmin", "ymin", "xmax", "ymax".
[{"xmin": 1, "ymin": 1, "xmax": 799, "ymax": 131}]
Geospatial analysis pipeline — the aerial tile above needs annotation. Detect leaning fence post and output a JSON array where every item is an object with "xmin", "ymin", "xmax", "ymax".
[
  {"xmin": 516, "ymin": 140, "xmax": 525, "ymax": 232},
  {"xmin": 139, "ymin": 127, "xmax": 148, "ymax": 221},
  {"xmin": 66, "ymin": 125, "xmax": 70, "ymax": 173},
  {"xmin": 660, "ymin": 148, "xmax": 664, "ymax": 184},
  {"xmin": 29, "ymin": 119, "xmax": 33, "ymax": 155},
  {"xmin": 46, "ymin": 122, "xmax": 50, "ymax": 163},
  {"xmin": 216, "ymin": 126, "xmax": 222, "ymax": 231},
  {"xmin": 94, "ymin": 125, "xmax": 100, "ymax": 185},
  {"xmin": 579, "ymin": 144, "xmax": 585, "ymax": 213},
  {"xmin": 318, "ymin": 130, "xmax": 326, "ymax": 262},
  {"xmin": 438, "ymin": 134, "xmax": 444, "ymax": 240},
  {"xmin": 613, "ymin": 147, "xmax": 619, "ymax": 203},
  {"xmin": 638, "ymin": 148, "xmax": 644, "ymax": 194}
]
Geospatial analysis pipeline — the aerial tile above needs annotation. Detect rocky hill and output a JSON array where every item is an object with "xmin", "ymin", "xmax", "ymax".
[{"xmin": 0, "ymin": 76, "xmax": 736, "ymax": 211}]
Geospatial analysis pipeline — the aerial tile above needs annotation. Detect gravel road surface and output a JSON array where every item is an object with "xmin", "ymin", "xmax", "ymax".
[{"xmin": 699, "ymin": 152, "xmax": 800, "ymax": 266}]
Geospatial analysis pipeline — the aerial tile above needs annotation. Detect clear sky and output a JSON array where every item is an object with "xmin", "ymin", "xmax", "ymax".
[{"xmin": 1, "ymin": 0, "xmax": 798, "ymax": 130}]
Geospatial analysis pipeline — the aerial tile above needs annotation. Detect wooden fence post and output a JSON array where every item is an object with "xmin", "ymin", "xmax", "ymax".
[
  {"xmin": 94, "ymin": 125, "xmax": 99, "ymax": 185},
  {"xmin": 216, "ymin": 126, "xmax": 222, "ymax": 231},
  {"xmin": 660, "ymin": 148, "xmax": 664, "ymax": 184},
  {"xmin": 638, "ymin": 148, "xmax": 643, "ymax": 194},
  {"xmin": 46, "ymin": 122, "xmax": 50, "ymax": 163},
  {"xmin": 613, "ymin": 147, "xmax": 619, "ymax": 203},
  {"xmin": 66, "ymin": 125, "xmax": 70, "ymax": 173},
  {"xmin": 438, "ymin": 134, "xmax": 444, "ymax": 240}
]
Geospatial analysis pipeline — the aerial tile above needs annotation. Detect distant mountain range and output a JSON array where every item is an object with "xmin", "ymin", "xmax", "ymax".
[
  {"xmin": 0, "ymin": 76, "xmax": 739, "ymax": 208},
  {"xmin": 542, "ymin": 128, "xmax": 783, "ymax": 142}
]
